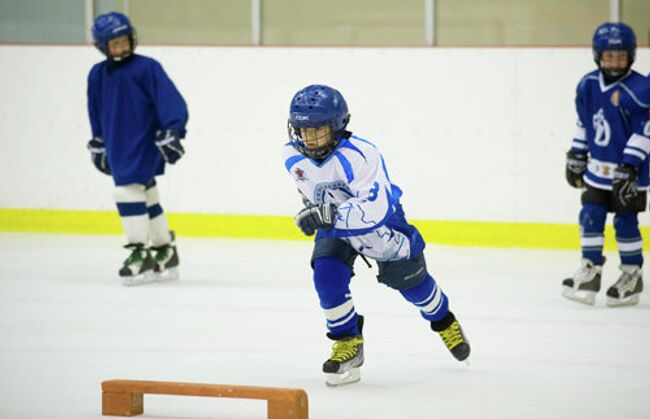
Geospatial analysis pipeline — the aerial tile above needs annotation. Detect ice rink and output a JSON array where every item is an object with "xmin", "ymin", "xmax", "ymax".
[{"xmin": 1, "ymin": 232, "xmax": 649, "ymax": 419}]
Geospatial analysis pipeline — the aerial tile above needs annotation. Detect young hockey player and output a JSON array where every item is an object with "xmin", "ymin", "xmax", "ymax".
[
  {"xmin": 87, "ymin": 12, "xmax": 188, "ymax": 285},
  {"xmin": 283, "ymin": 84, "xmax": 470, "ymax": 386},
  {"xmin": 562, "ymin": 22, "xmax": 650, "ymax": 306}
]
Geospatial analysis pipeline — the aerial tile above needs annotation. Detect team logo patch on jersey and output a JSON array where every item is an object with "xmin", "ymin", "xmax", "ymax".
[
  {"xmin": 610, "ymin": 90, "xmax": 620, "ymax": 107},
  {"xmin": 593, "ymin": 108, "xmax": 611, "ymax": 147},
  {"xmin": 294, "ymin": 167, "xmax": 308, "ymax": 181}
]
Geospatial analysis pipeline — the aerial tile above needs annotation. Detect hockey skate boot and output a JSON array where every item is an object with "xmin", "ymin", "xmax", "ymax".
[
  {"xmin": 323, "ymin": 316, "xmax": 364, "ymax": 386},
  {"xmin": 119, "ymin": 243, "xmax": 156, "ymax": 286},
  {"xmin": 431, "ymin": 311, "xmax": 470, "ymax": 363},
  {"xmin": 561, "ymin": 258, "xmax": 603, "ymax": 305},
  {"xmin": 151, "ymin": 231, "xmax": 179, "ymax": 282},
  {"xmin": 606, "ymin": 265, "xmax": 643, "ymax": 307}
]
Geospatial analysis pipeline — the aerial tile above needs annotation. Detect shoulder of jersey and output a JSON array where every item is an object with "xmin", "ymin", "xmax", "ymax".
[
  {"xmin": 283, "ymin": 141, "xmax": 300, "ymax": 157},
  {"xmin": 577, "ymin": 70, "xmax": 599, "ymax": 91},
  {"xmin": 89, "ymin": 61, "xmax": 105, "ymax": 76},
  {"xmin": 621, "ymin": 72, "xmax": 650, "ymax": 108},
  {"xmin": 340, "ymin": 135, "xmax": 381, "ymax": 161}
]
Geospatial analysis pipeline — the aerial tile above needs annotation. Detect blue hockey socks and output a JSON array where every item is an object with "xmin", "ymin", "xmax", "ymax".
[
  {"xmin": 400, "ymin": 273, "xmax": 449, "ymax": 322},
  {"xmin": 313, "ymin": 257, "xmax": 360, "ymax": 338}
]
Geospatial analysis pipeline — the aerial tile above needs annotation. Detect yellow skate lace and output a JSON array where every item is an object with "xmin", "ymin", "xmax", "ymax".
[
  {"xmin": 329, "ymin": 337, "xmax": 363, "ymax": 362},
  {"xmin": 439, "ymin": 321, "xmax": 464, "ymax": 350}
]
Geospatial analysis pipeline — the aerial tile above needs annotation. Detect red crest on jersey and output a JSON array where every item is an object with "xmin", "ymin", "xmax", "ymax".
[{"xmin": 294, "ymin": 167, "xmax": 307, "ymax": 181}]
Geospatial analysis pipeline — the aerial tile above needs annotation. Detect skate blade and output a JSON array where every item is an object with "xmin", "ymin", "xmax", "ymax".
[
  {"xmin": 155, "ymin": 267, "xmax": 179, "ymax": 282},
  {"xmin": 325, "ymin": 368, "xmax": 360, "ymax": 386},
  {"xmin": 606, "ymin": 294, "xmax": 640, "ymax": 307},
  {"xmin": 561, "ymin": 287, "xmax": 596, "ymax": 305},
  {"xmin": 121, "ymin": 271, "xmax": 156, "ymax": 286}
]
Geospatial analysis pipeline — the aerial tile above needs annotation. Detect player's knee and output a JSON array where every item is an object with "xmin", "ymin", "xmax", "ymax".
[
  {"xmin": 311, "ymin": 238, "xmax": 357, "ymax": 269},
  {"xmin": 114, "ymin": 184, "xmax": 148, "ymax": 217},
  {"xmin": 613, "ymin": 212, "xmax": 639, "ymax": 233},
  {"xmin": 314, "ymin": 257, "xmax": 351, "ymax": 286},
  {"xmin": 113, "ymin": 183, "xmax": 146, "ymax": 203},
  {"xmin": 145, "ymin": 184, "xmax": 161, "ymax": 206},
  {"xmin": 376, "ymin": 253, "xmax": 428, "ymax": 290},
  {"xmin": 579, "ymin": 203, "xmax": 607, "ymax": 230}
]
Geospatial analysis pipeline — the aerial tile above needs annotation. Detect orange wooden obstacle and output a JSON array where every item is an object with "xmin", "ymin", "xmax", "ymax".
[{"xmin": 101, "ymin": 379, "xmax": 308, "ymax": 418}]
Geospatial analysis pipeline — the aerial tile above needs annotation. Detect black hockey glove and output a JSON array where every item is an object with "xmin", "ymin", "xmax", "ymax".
[
  {"xmin": 565, "ymin": 150, "xmax": 587, "ymax": 188},
  {"xmin": 87, "ymin": 137, "xmax": 111, "ymax": 175},
  {"xmin": 612, "ymin": 164, "xmax": 638, "ymax": 211},
  {"xmin": 155, "ymin": 130, "xmax": 185, "ymax": 164},
  {"xmin": 295, "ymin": 204, "xmax": 338, "ymax": 236}
]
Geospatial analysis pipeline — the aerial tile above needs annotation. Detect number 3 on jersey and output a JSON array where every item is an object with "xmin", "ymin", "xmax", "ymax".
[{"xmin": 367, "ymin": 181, "xmax": 379, "ymax": 201}]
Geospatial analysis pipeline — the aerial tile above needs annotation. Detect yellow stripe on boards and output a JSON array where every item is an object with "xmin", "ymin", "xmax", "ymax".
[
  {"xmin": 412, "ymin": 220, "xmax": 583, "ymax": 250},
  {"xmin": 0, "ymin": 209, "xmax": 123, "ymax": 235},
  {"xmin": 166, "ymin": 212, "xmax": 306, "ymax": 241},
  {"xmin": 0, "ymin": 208, "xmax": 648, "ymax": 251}
]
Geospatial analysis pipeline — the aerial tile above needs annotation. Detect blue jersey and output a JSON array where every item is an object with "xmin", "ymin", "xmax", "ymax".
[
  {"xmin": 87, "ymin": 54, "xmax": 188, "ymax": 186},
  {"xmin": 283, "ymin": 135, "xmax": 425, "ymax": 261},
  {"xmin": 569, "ymin": 70, "xmax": 650, "ymax": 190}
]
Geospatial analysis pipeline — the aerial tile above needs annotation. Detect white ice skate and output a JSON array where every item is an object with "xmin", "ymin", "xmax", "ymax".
[
  {"xmin": 152, "ymin": 232, "xmax": 180, "ymax": 283},
  {"xmin": 323, "ymin": 316, "xmax": 364, "ymax": 386},
  {"xmin": 325, "ymin": 367, "xmax": 361, "ymax": 387},
  {"xmin": 561, "ymin": 259, "xmax": 602, "ymax": 305},
  {"xmin": 323, "ymin": 335, "xmax": 364, "ymax": 387},
  {"xmin": 120, "ymin": 243, "xmax": 157, "ymax": 286},
  {"xmin": 606, "ymin": 265, "xmax": 643, "ymax": 307}
]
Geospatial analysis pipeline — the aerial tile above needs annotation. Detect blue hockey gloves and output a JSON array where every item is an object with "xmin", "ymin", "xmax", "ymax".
[
  {"xmin": 87, "ymin": 137, "xmax": 111, "ymax": 175},
  {"xmin": 612, "ymin": 164, "xmax": 638, "ymax": 211},
  {"xmin": 565, "ymin": 150, "xmax": 587, "ymax": 188},
  {"xmin": 155, "ymin": 130, "xmax": 185, "ymax": 164},
  {"xmin": 295, "ymin": 204, "xmax": 338, "ymax": 236}
]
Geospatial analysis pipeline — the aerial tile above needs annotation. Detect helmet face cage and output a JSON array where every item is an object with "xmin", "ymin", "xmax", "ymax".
[
  {"xmin": 288, "ymin": 85, "xmax": 350, "ymax": 160},
  {"xmin": 92, "ymin": 12, "xmax": 137, "ymax": 60},
  {"xmin": 592, "ymin": 22, "xmax": 636, "ymax": 79}
]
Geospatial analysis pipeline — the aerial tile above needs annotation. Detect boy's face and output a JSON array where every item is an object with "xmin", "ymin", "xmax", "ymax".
[
  {"xmin": 600, "ymin": 50, "xmax": 629, "ymax": 76},
  {"xmin": 301, "ymin": 125, "xmax": 334, "ymax": 151},
  {"xmin": 107, "ymin": 35, "xmax": 131, "ymax": 60}
]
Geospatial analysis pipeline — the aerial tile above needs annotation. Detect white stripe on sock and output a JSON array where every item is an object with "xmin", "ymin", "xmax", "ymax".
[{"xmin": 324, "ymin": 299, "xmax": 355, "ymax": 323}]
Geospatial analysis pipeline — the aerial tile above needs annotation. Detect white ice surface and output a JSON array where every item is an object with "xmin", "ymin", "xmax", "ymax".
[{"xmin": 1, "ymin": 233, "xmax": 649, "ymax": 419}]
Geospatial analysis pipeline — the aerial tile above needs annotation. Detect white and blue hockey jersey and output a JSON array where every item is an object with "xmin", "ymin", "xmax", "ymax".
[
  {"xmin": 283, "ymin": 135, "xmax": 425, "ymax": 262},
  {"xmin": 570, "ymin": 70, "xmax": 650, "ymax": 190}
]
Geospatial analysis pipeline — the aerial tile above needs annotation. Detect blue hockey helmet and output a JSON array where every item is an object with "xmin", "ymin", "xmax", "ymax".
[
  {"xmin": 91, "ymin": 12, "xmax": 136, "ymax": 58},
  {"xmin": 288, "ymin": 84, "xmax": 350, "ymax": 159},
  {"xmin": 592, "ymin": 22, "xmax": 636, "ymax": 73}
]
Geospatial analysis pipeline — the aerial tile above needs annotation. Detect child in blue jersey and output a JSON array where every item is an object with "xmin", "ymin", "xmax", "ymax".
[
  {"xmin": 562, "ymin": 22, "xmax": 650, "ymax": 306},
  {"xmin": 284, "ymin": 85, "xmax": 470, "ymax": 386},
  {"xmin": 86, "ymin": 12, "xmax": 188, "ymax": 285}
]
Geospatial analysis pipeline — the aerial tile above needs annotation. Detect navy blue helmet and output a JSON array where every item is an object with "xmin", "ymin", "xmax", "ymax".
[
  {"xmin": 91, "ymin": 12, "xmax": 136, "ymax": 58},
  {"xmin": 592, "ymin": 22, "xmax": 636, "ymax": 75},
  {"xmin": 288, "ymin": 84, "xmax": 350, "ymax": 159}
]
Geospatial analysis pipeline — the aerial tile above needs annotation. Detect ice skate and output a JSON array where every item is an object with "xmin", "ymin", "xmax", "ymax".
[
  {"xmin": 606, "ymin": 265, "xmax": 643, "ymax": 307},
  {"xmin": 431, "ymin": 311, "xmax": 470, "ymax": 363},
  {"xmin": 119, "ymin": 243, "xmax": 156, "ymax": 286},
  {"xmin": 323, "ymin": 316, "xmax": 364, "ymax": 386},
  {"xmin": 561, "ymin": 258, "xmax": 603, "ymax": 305},
  {"xmin": 151, "ymin": 231, "xmax": 179, "ymax": 282}
]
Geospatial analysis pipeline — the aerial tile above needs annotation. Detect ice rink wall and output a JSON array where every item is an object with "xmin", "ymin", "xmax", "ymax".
[{"xmin": 0, "ymin": 45, "xmax": 648, "ymax": 249}]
